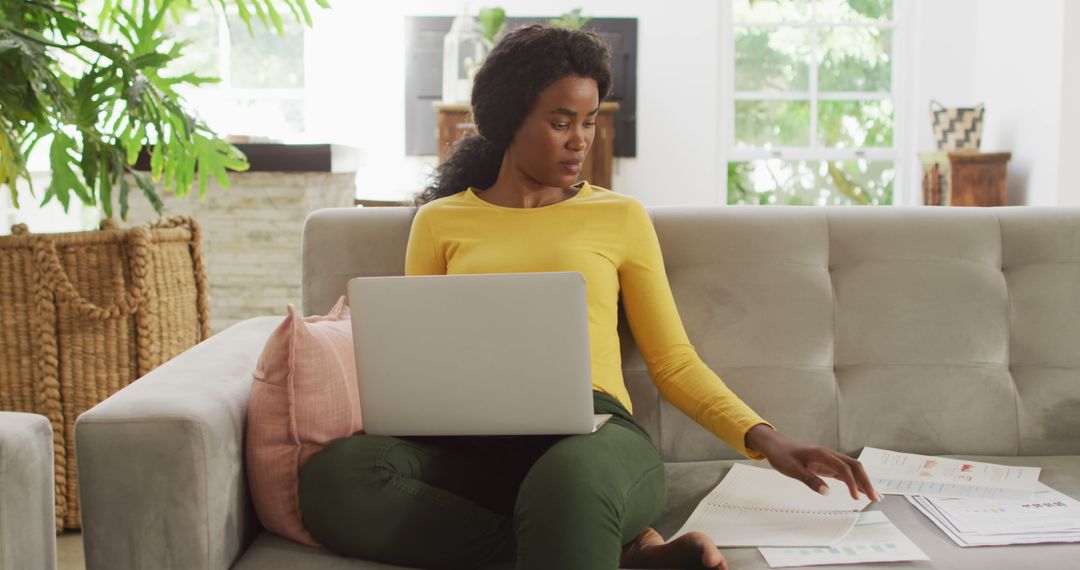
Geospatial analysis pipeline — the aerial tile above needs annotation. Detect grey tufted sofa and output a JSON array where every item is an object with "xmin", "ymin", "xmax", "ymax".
[{"xmin": 76, "ymin": 205, "xmax": 1080, "ymax": 569}]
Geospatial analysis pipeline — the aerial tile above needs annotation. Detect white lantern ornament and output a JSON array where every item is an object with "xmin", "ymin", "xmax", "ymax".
[{"xmin": 442, "ymin": 5, "xmax": 489, "ymax": 104}]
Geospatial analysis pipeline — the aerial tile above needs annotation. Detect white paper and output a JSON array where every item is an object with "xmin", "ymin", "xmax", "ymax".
[
  {"xmin": 671, "ymin": 463, "xmax": 870, "ymax": 547},
  {"xmin": 858, "ymin": 447, "xmax": 1041, "ymax": 500},
  {"xmin": 929, "ymin": 483, "xmax": 1080, "ymax": 535},
  {"xmin": 907, "ymin": 492, "xmax": 1080, "ymax": 547},
  {"xmin": 759, "ymin": 511, "xmax": 930, "ymax": 568}
]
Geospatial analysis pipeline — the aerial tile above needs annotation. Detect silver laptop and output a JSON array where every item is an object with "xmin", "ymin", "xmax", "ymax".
[{"xmin": 346, "ymin": 271, "xmax": 612, "ymax": 436}]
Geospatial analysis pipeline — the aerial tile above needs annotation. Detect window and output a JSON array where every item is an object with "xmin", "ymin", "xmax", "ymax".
[
  {"xmin": 724, "ymin": 0, "xmax": 901, "ymax": 205},
  {"xmin": 170, "ymin": 7, "xmax": 308, "ymax": 141}
]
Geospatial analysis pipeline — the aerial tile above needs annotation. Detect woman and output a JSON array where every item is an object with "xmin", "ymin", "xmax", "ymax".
[{"xmin": 299, "ymin": 25, "xmax": 881, "ymax": 570}]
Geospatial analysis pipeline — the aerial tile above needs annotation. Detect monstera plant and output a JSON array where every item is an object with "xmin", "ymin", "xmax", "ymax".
[{"xmin": 0, "ymin": 0, "xmax": 329, "ymax": 221}]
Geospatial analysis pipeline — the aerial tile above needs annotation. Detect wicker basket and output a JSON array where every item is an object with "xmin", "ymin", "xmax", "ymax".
[{"xmin": 0, "ymin": 216, "xmax": 211, "ymax": 531}]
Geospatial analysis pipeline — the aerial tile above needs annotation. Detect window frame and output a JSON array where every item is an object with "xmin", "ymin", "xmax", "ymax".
[
  {"xmin": 173, "ymin": 4, "xmax": 311, "ymax": 140},
  {"xmin": 718, "ymin": 0, "xmax": 916, "ymax": 205}
]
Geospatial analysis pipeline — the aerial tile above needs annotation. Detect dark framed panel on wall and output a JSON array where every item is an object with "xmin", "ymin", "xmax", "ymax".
[{"xmin": 405, "ymin": 17, "xmax": 638, "ymax": 157}]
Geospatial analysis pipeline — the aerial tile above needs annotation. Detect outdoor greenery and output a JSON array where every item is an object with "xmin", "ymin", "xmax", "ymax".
[
  {"xmin": 0, "ymin": 0, "xmax": 327, "ymax": 221},
  {"xmin": 549, "ymin": 8, "xmax": 590, "ymax": 30},
  {"xmin": 477, "ymin": 7, "xmax": 506, "ymax": 45},
  {"xmin": 477, "ymin": 6, "xmax": 589, "ymax": 42},
  {"xmin": 729, "ymin": 0, "xmax": 895, "ymax": 206}
]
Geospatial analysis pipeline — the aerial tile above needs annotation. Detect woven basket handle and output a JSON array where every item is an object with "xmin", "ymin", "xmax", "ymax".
[{"xmin": 28, "ymin": 219, "xmax": 153, "ymax": 321}]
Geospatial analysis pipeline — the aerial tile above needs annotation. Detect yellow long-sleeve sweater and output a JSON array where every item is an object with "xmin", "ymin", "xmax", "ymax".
[{"xmin": 405, "ymin": 181, "xmax": 771, "ymax": 458}]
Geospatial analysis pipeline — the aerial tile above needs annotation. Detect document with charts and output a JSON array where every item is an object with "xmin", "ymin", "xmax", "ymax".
[
  {"xmin": 758, "ymin": 511, "xmax": 930, "ymax": 568},
  {"xmin": 857, "ymin": 447, "xmax": 1041, "ymax": 501},
  {"xmin": 670, "ymin": 463, "xmax": 871, "ymax": 547},
  {"xmin": 907, "ymin": 482, "xmax": 1080, "ymax": 547}
]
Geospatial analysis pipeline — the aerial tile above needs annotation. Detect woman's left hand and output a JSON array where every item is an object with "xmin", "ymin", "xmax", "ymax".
[{"xmin": 745, "ymin": 424, "xmax": 883, "ymax": 502}]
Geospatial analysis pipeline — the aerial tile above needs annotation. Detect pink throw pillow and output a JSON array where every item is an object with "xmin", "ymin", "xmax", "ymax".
[{"xmin": 246, "ymin": 295, "xmax": 363, "ymax": 546}]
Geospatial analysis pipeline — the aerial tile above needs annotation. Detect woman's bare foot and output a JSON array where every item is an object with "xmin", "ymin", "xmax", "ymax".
[{"xmin": 619, "ymin": 527, "xmax": 728, "ymax": 570}]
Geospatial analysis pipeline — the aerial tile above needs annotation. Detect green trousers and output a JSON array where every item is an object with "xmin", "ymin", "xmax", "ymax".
[{"xmin": 298, "ymin": 391, "xmax": 667, "ymax": 570}]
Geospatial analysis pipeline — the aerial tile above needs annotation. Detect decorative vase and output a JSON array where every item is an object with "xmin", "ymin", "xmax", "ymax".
[{"xmin": 442, "ymin": 8, "xmax": 489, "ymax": 104}]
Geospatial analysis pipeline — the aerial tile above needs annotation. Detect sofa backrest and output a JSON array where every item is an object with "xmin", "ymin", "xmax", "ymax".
[{"xmin": 302, "ymin": 205, "xmax": 1080, "ymax": 462}]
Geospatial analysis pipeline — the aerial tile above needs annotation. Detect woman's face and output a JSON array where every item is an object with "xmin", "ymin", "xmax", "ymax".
[{"xmin": 508, "ymin": 75, "xmax": 600, "ymax": 189}]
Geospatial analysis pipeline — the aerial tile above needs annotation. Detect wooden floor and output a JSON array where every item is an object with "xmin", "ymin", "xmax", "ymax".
[{"xmin": 58, "ymin": 532, "xmax": 85, "ymax": 570}]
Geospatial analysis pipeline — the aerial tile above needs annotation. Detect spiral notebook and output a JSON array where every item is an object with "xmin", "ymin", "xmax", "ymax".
[{"xmin": 671, "ymin": 463, "xmax": 872, "ymax": 547}]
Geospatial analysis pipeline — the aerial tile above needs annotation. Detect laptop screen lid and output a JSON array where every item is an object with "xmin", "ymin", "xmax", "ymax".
[{"xmin": 346, "ymin": 272, "xmax": 608, "ymax": 436}]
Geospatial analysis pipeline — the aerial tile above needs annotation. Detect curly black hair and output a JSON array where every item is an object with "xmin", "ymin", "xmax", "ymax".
[{"xmin": 412, "ymin": 25, "xmax": 613, "ymax": 207}]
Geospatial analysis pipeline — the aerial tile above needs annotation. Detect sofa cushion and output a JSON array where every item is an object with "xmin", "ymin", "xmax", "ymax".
[{"xmin": 246, "ymin": 295, "xmax": 363, "ymax": 547}]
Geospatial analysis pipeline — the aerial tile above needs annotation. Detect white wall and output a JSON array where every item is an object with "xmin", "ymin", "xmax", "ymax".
[
  {"xmin": 909, "ymin": 1, "xmax": 979, "ymax": 152},
  {"xmin": 1059, "ymin": 1, "xmax": 1080, "ymax": 206},
  {"xmin": 904, "ymin": 0, "xmax": 978, "ymax": 206},
  {"xmin": 974, "ymin": 0, "xmax": 1065, "ymax": 206}
]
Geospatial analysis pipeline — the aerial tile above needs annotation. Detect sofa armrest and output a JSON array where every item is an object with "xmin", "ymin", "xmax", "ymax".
[
  {"xmin": 76, "ymin": 316, "xmax": 283, "ymax": 570},
  {"xmin": 0, "ymin": 412, "xmax": 56, "ymax": 570}
]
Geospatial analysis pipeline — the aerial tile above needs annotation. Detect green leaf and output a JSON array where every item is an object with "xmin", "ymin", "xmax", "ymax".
[
  {"xmin": 162, "ymin": 120, "xmax": 182, "ymax": 186},
  {"xmin": 136, "ymin": 0, "xmax": 169, "ymax": 54},
  {"xmin": 249, "ymin": 0, "xmax": 271, "ymax": 35},
  {"xmin": 133, "ymin": 171, "xmax": 164, "ymax": 217},
  {"xmin": 100, "ymin": 153, "xmax": 113, "ymax": 219},
  {"xmin": 79, "ymin": 137, "xmax": 99, "ymax": 194},
  {"xmin": 550, "ymin": 8, "xmax": 590, "ymax": 30},
  {"xmin": 119, "ymin": 173, "xmax": 131, "ymax": 221},
  {"xmin": 232, "ymin": 0, "xmax": 257, "ymax": 37},
  {"xmin": 171, "ymin": 126, "xmax": 196, "ymax": 196},
  {"xmin": 150, "ymin": 141, "xmax": 164, "ymax": 179},
  {"xmin": 281, "ymin": 0, "xmax": 302, "ymax": 23},
  {"xmin": 47, "ymin": 132, "xmax": 89, "ymax": 213},
  {"xmin": 97, "ymin": 0, "xmax": 117, "ymax": 34},
  {"xmin": 478, "ymin": 7, "xmax": 506, "ymax": 43},
  {"xmin": 160, "ymin": 72, "xmax": 220, "ymax": 88},
  {"xmin": 5, "ymin": 27, "xmax": 62, "ymax": 49},
  {"xmin": 297, "ymin": 0, "xmax": 315, "ymax": 26},
  {"xmin": 0, "ymin": 123, "xmax": 27, "ymax": 208},
  {"xmin": 74, "ymin": 68, "xmax": 109, "ymax": 130},
  {"xmin": 124, "ymin": 123, "xmax": 142, "ymax": 164},
  {"xmin": 263, "ymin": 0, "xmax": 285, "ymax": 36},
  {"xmin": 39, "ymin": 184, "xmax": 54, "ymax": 208},
  {"xmin": 193, "ymin": 133, "xmax": 249, "ymax": 199},
  {"xmin": 112, "ymin": 8, "xmax": 140, "ymax": 46},
  {"xmin": 131, "ymin": 52, "xmax": 173, "ymax": 69}
]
